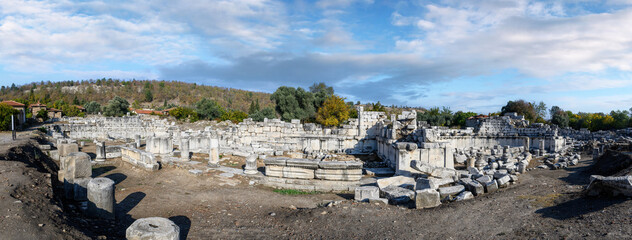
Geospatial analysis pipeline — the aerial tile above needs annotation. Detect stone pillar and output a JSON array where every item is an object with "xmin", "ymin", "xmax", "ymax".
[
  {"xmin": 357, "ymin": 106, "xmax": 364, "ymax": 137},
  {"xmin": 592, "ymin": 148, "xmax": 600, "ymax": 160},
  {"xmin": 180, "ymin": 138, "xmax": 190, "ymax": 161},
  {"xmin": 160, "ymin": 137, "xmax": 171, "ymax": 154},
  {"xmin": 96, "ymin": 141, "xmax": 106, "ymax": 162},
  {"xmin": 539, "ymin": 139, "xmax": 545, "ymax": 156},
  {"xmin": 62, "ymin": 152, "xmax": 92, "ymax": 200},
  {"xmin": 135, "ymin": 134, "xmax": 141, "ymax": 148},
  {"xmin": 244, "ymin": 155, "xmax": 258, "ymax": 175},
  {"xmin": 126, "ymin": 217, "xmax": 180, "ymax": 240},
  {"xmin": 87, "ymin": 177, "xmax": 115, "ymax": 219},
  {"xmin": 208, "ymin": 138, "xmax": 220, "ymax": 167}
]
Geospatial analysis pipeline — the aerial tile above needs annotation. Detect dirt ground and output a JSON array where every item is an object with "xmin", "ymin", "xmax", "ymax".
[{"xmin": 1, "ymin": 131, "xmax": 632, "ymax": 239}]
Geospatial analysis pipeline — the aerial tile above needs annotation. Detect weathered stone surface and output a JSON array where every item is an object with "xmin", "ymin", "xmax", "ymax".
[
  {"xmin": 381, "ymin": 185, "xmax": 415, "ymax": 203},
  {"xmin": 415, "ymin": 189, "xmax": 441, "ymax": 209},
  {"xmin": 377, "ymin": 176, "xmax": 415, "ymax": 190},
  {"xmin": 345, "ymin": 161, "xmax": 363, "ymax": 169},
  {"xmin": 438, "ymin": 185, "xmax": 465, "ymax": 199},
  {"xmin": 476, "ymin": 175, "xmax": 494, "ymax": 185},
  {"xmin": 415, "ymin": 177, "xmax": 452, "ymax": 190},
  {"xmin": 208, "ymin": 138, "xmax": 220, "ymax": 166},
  {"xmin": 586, "ymin": 175, "xmax": 632, "ymax": 197},
  {"xmin": 126, "ymin": 217, "xmax": 180, "ymax": 240},
  {"xmin": 314, "ymin": 168, "xmax": 362, "ymax": 181},
  {"xmin": 95, "ymin": 142, "xmax": 106, "ymax": 161},
  {"xmin": 354, "ymin": 186, "xmax": 379, "ymax": 202},
  {"xmin": 87, "ymin": 177, "xmax": 115, "ymax": 219},
  {"xmin": 410, "ymin": 160, "xmax": 457, "ymax": 178}
]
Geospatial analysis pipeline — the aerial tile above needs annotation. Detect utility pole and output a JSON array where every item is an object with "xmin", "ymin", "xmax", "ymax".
[{"xmin": 11, "ymin": 114, "xmax": 16, "ymax": 140}]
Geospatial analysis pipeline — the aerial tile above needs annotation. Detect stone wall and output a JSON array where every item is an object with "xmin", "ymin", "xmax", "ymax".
[
  {"xmin": 262, "ymin": 157, "xmax": 363, "ymax": 191},
  {"xmin": 120, "ymin": 147, "xmax": 159, "ymax": 171}
]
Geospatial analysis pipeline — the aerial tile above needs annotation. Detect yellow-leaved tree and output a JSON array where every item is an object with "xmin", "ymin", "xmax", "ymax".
[{"xmin": 316, "ymin": 95, "xmax": 350, "ymax": 127}]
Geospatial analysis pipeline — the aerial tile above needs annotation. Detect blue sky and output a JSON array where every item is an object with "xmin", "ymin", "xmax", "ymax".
[{"xmin": 1, "ymin": 0, "xmax": 632, "ymax": 114}]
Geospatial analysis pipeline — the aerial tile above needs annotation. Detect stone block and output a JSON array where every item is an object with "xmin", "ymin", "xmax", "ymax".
[
  {"xmin": 62, "ymin": 152, "xmax": 92, "ymax": 181},
  {"xmin": 314, "ymin": 168, "xmax": 362, "ymax": 181},
  {"xmin": 318, "ymin": 161, "xmax": 347, "ymax": 169},
  {"xmin": 377, "ymin": 176, "xmax": 415, "ymax": 190},
  {"xmin": 265, "ymin": 165, "xmax": 284, "ymax": 178},
  {"xmin": 73, "ymin": 177, "xmax": 91, "ymax": 201},
  {"xmin": 415, "ymin": 189, "xmax": 441, "ymax": 209},
  {"xmin": 381, "ymin": 185, "xmax": 415, "ymax": 204},
  {"xmin": 264, "ymin": 157, "xmax": 287, "ymax": 166},
  {"xmin": 59, "ymin": 143, "xmax": 79, "ymax": 158},
  {"xmin": 354, "ymin": 186, "xmax": 379, "ymax": 202},
  {"xmin": 438, "ymin": 185, "xmax": 465, "ymax": 199},
  {"xmin": 462, "ymin": 179, "xmax": 484, "ymax": 196},
  {"xmin": 282, "ymin": 166, "xmax": 315, "ymax": 179},
  {"xmin": 286, "ymin": 159, "xmax": 319, "ymax": 169},
  {"xmin": 345, "ymin": 161, "xmax": 363, "ymax": 169},
  {"xmin": 497, "ymin": 175, "xmax": 511, "ymax": 188},
  {"xmin": 484, "ymin": 179, "xmax": 499, "ymax": 193},
  {"xmin": 475, "ymin": 175, "xmax": 494, "ymax": 185},
  {"xmin": 586, "ymin": 175, "xmax": 632, "ymax": 197}
]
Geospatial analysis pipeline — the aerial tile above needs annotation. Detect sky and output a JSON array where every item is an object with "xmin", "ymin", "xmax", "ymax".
[{"xmin": 1, "ymin": 0, "xmax": 632, "ymax": 114}]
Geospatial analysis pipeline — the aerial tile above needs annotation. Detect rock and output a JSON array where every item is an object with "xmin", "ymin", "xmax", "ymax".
[
  {"xmin": 285, "ymin": 159, "xmax": 319, "ymax": 169},
  {"xmin": 438, "ymin": 185, "xmax": 465, "ymax": 199},
  {"xmin": 415, "ymin": 189, "xmax": 441, "ymax": 209},
  {"xmin": 354, "ymin": 186, "xmax": 379, "ymax": 202},
  {"xmin": 126, "ymin": 217, "xmax": 180, "ymax": 240},
  {"xmin": 454, "ymin": 191, "xmax": 474, "ymax": 201},
  {"xmin": 475, "ymin": 175, "xmax": 493, "ymax": 184}
]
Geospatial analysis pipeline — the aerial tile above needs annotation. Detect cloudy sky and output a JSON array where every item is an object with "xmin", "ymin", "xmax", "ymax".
[{"xmin": 1, "ymin": 0, "xmax": 632, "ymax": 113}]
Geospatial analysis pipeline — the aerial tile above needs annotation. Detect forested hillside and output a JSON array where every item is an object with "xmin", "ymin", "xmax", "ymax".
[{"xmin": 0, "ymin": 79, "xmax": 273, "ymax": 112}]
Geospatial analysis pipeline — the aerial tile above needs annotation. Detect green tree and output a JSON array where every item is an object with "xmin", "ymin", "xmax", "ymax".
[
  {"xmin": 103, "ymin": 96, "xmax": 129, "ymax": 117},
  {"xmin": 0, "ymin": 103, "xmax": 19, "ymax": 130},
  {"xmin": 309, "ymin": 82, "xmax": 334, "ymax": 109},
  {"xmin": 84, "ymin": 101, "xmax": 101, "ymax": 114},
  {"xmin": 549, "ymin": 106, "xmax": 569, "ymax": 128},
  {"xmin": 248, "ymin": 99, "xmax": 261, "ymax": 114},
  {"xmin": 195, "ymin": 98, "xmax": 225, "ymax": 120},
  {"xmin": 143, "ymin": 88, "xmax": 153, "ymax": 102},
  {"xmin": 501, "ymin": 100, "xmax": 537, "ymax": 122},
  {"xmin": 270, "ymin": 86, "xmax": 316, "ymax": 121},
  {"xmin": 453, "ymin": 111, "xmax": 478, "ymax": 128},
  {"xmin": 369, "ymin": 101, "xmax": 386, "ymax": 112},
  {"xmin": 250, "ymin": 107, "xmax": 277, "ymax": 122},
  {"xmin": 316, "ymin": 95, "xmax": 350, "ymax": 127}
]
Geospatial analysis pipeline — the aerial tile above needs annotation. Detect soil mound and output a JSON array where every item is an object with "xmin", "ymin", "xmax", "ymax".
[{"xmin": 591, "ymin": 149, "xmax": 632, "ymax": 176}]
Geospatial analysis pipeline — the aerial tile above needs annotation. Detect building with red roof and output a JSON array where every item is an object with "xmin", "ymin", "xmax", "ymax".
[{"xmin": 1, "ymin": 100, "xmax": 26, "ymax": 126}]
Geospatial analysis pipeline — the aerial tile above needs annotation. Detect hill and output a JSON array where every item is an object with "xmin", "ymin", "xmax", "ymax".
[{"xmin": 0, "ymin": 79, "xmax": 273, "ymax": 112}]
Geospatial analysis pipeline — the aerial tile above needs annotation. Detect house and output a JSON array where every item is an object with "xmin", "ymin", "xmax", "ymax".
[
  {"xmin": 75, "ymin": 105, "xmax": 86, "ymax": 112},
  {"xmin": 161, "ymin": 107, "xmax": 177, "ymax": 115},
  {"xmin": 1, "ymin": 100, "xmax": 26, "ymax": 126},
  {"xmin": 29, "ymin": 102, "xmax": 47, "ymax": 118},
  {"xmin": 48, "ymin": 108, "xmax": 63, "ymax": 120}
]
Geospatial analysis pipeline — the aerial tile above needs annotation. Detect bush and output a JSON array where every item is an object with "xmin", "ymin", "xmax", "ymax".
[
  {"xmin": 0, "ymin": 103, "xmax": 19, "ymax": 131},
  {"xmin": 169, "ymin": 107, "xmax": 198, "ymax": 122}
]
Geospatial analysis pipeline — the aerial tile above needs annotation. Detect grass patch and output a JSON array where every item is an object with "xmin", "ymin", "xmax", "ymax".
[
  {"xmin": 273, "ymin": 189, "xmax": 320, "ymax": 195},
  {"xmin": 37, "ymin": 127, "xmax": 47, "ymax": 133},
  {"xmin": 517, "ymin": 193, "xmax": 562, "ymax": 207}
]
